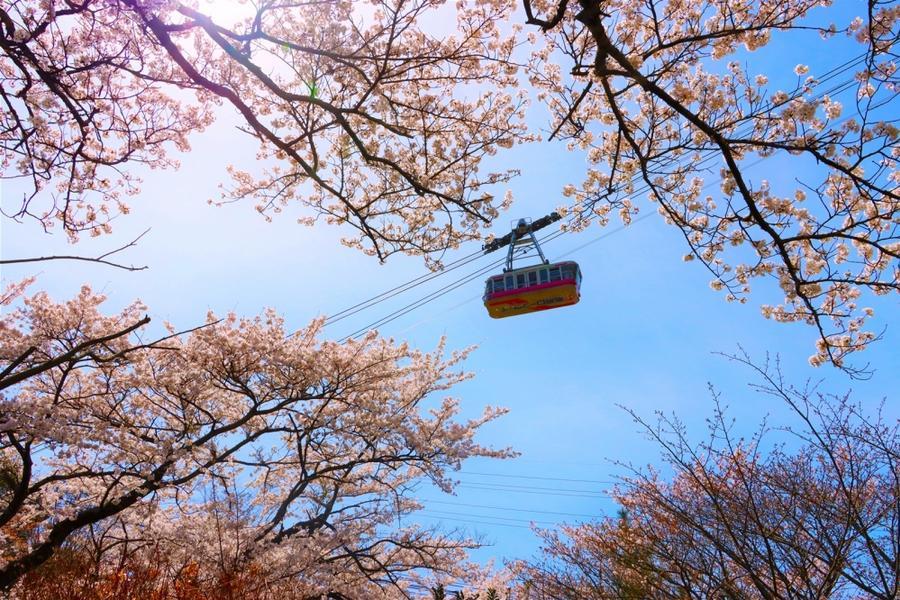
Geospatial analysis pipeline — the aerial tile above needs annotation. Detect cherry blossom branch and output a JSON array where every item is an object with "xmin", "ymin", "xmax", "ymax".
[
  {"xmin": 2, "ymin": 0, "xmax": 524, "ymax": 259},
  {"xmin": 0, "ymin": 291, "xmax": 507, "ymax": 590},
  {"xmin": 0, "ymin": 229, "xmax": 151, "ymax": 272},
  {"xmin": 522, "ymin": 0, "xmax": 570, "ymax": 31},
  {"xmin": 524, "ymin": 0, "xmax": 898, "ymax": 372},
  {"xmin": 0, "ymin": 316, "xmax": 151, "ymax": 391},
  {"xmin": 522, "ymin": 354, "xmax": 899, "ymax": 598}
]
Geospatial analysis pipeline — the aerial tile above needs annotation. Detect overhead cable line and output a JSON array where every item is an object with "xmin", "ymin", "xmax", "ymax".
[
  {"xmin": 324, "ymin": 247, "xmax": 487, "ymax": 327},
  {"xmin": 422, "ymin": 509, "xmax": 560, "ymax": 526},
  {"xmin": 456, "ymin": 483, "xmax": 611, "ymax": 498},
  {"xmin": 326, "ymin": 54, "xmax": 868, "ymax": 338},
  {"xmin": 338, "ymin": 255, "xmax": 507, "ymax": 341},
  {"xmin": 416, "ymin": 514, "xmax": 533, "ymax": 530},
  {"xmin": 418, "ymin": 498, "xmax": 605, "ymax": 518},
  {"xmin": 456, "ymin": 481, "xmax": 609, "ymax": 495},
  {"xmin": 338, "ymin": 247, "xmax": 552, "ymax": 341},
  {"xmin": 460, "ymin": 471, "xmax": 616, "ymax": 484}
]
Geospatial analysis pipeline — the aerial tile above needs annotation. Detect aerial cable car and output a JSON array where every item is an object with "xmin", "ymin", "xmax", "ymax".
[{"xmin": 482, "ymin": 214, "xmax": 582, "ymax": 319}]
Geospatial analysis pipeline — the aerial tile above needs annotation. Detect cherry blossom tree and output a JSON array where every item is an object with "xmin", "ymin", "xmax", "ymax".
[
  {"xmin": 4, "ymin": 0, "xmax": 897, "ymax": 368},
  {"xmin": 0, "ymin": 0, "xmax": 527, "ymax": 261},
  {"xmin": 0, "ymin": 1, "xmax": 528, "ymax": 592},
  {"xmin": 522, "ymin": 0, "xmax": 899, "ymax": 373},
  {"xmin": 518, "ymin": 354, "xmax": 900, "ymax": 599},
  {"xmin": 0, "ymin": 286, "xmax": 512, "ymax": 592}
]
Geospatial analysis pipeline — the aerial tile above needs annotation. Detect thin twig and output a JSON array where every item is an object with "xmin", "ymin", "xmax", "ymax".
[{"xmin": 0, "ymin": 228, "xmax": 151, "ymax": 271}]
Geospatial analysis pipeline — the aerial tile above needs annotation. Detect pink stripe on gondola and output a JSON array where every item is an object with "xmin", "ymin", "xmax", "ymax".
[{"xmin": 483, "ymin": 278, "xmax": 577, "ymax": 301}]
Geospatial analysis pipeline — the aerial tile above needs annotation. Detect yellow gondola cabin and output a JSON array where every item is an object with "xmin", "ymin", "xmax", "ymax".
[{"xmin": 483, "ymin": 261, "xmax": 582, "ymax": 318}]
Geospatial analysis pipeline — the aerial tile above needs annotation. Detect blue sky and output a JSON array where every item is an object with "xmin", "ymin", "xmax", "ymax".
[{"xmin": 1, "ymin": 1, "xmax": 898, "ymax": 566}]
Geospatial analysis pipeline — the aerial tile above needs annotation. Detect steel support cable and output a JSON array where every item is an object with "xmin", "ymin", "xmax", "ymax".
[
  {"xmin": 550, "ymin": 64, "xmax": 865, "ymax": 240},
  {"xmin": 485, "ymin": 54, "xmax": 867, "ymax": 253},
  {"xmin": 340, "ymin": 98, "xmax": 859, "ymax": 341},
  {"xmin": 555, "ymin": 67, "xmax": 864, "ymax": 229},
  {"xmin": 338, "ymin": 260, "xmax": 506, "ymax": 340},
  {"xmin": 338, "ymin": 249, "xmax": 542, "ymax": 341},
  {"xmin": 553, "ymin": 87, "xmax": 862, "ymax": 262},
  {"xmin": 328, "ymin": 56, "xmax": 868, "ymax": 337},
  {"xmin": 325, "ymin": 54, "xmax": 866, "ymax": 331},
  {"xmin": 339, "ymin": 230, "xmax": 565, "ymax": 341},
  {"xmin": 347, "ymin": 84, "xmax": 861, "ymax": 341},
  {"xmin": 324, "ymin": 229, "xmax": 561, "ymax": 330},
  {"xmin": 525, "ymin": 50, "xmax": 867, "ymax": 239},
  {"xmin": 323, "ymin": 248, "xmax": 487, "ymax": 326}
]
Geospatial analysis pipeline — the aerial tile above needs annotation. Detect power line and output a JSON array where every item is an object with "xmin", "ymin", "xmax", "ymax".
[
  {"xmin": 460, "ymin": 471, "xmax": 615, "ymax": 484},
  {"xmin": 418, "ymin": 498, "xmax": 606, "ymax": 518},
  {"xmin": 416, "ymin": 513, "xmax": 533, "ymax": 530},
  {"xmin": 422, "ymin": 509, "xmax": 560, "ymax": 526},
  {"xmin": 457, "ymin": 481, "xmax": 609, "ymax": 494},
  {"xmin": 456, "ymin": 482, "xmax": 611, "ymax": 498}
]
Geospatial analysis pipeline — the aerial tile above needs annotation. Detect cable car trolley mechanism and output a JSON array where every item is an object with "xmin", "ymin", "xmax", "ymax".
[{"xmin": 481, "ymin": 213, "xmax": 582, "ymax": 319}]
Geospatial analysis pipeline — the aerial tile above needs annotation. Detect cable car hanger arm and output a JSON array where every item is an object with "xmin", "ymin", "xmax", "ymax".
[{"xmin": 481, "ymin": 211, "xmax": 562, "ymax": 254}]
